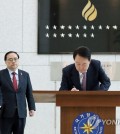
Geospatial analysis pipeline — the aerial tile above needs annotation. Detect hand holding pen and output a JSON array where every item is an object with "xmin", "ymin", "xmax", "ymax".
[{"xmin": 71, "ymin": 86, "xmax": 79, "ymax": 91}]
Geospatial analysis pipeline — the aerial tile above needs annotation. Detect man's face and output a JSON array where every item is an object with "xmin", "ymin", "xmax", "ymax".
[
  {"xmin": 74, "ymin": 54, "xmax": 90, "ymax": 73},
  {"xmin": 5, "ymin": 53, "xmax": 19, "ymax": 71}
]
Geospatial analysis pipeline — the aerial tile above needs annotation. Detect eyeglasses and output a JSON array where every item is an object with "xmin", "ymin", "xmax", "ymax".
[{"xmin": 7, "ymin": 58, "xmax": 19, "ymax": 62}]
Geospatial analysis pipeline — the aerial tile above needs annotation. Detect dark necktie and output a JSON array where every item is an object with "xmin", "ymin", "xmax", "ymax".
[
  {"xmin": 82, "ymin": 72, "xmax": 86, "ymax": 90},
  {"xmin": 12, "ymin": 72, "xmax": 18, "ymax": 91}
]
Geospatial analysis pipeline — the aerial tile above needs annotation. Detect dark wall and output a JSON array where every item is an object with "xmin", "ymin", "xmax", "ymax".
[{"xmin": 38, "ymin": 0, "xmax": 120, "ymax": 54}]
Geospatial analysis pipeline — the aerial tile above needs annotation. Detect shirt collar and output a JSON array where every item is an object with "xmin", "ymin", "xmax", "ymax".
[
  {"xmin": 7, "ymin": 68, "xmax": 18, "ymax": 75},
  {"xmin": 79, "ymin": 71, "xmax": 87, "ymax": 76}
]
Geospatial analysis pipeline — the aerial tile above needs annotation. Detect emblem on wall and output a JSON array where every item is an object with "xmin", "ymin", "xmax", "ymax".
[
  {"xmin": 72, "ymin": 112, "xmax": 104, "ymax": 134},
  {"xmin": 82, "ymin": 0, "xmax": 97, "ymax": 21}
]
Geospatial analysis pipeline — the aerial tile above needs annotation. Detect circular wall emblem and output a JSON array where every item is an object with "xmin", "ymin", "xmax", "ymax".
[{"xmin": 72, "ymin": 112, "xmax": 104, "ymax": 134}]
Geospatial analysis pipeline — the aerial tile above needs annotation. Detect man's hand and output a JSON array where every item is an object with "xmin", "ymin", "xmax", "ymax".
[
  {"xmin": 71, "ymin": 87, "xmax": 79, "ymax": 91},
  {"xmin": 29, "ymin": 110, "xmax": 35, "ymax": 117}
]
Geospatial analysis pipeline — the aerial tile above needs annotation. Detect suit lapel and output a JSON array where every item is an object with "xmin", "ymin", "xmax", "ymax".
[
  {"xmin": 4, "ymin": 69, "xmax": 14, "ymax": 89},
  {"xmin": 18, "ymin": 70, "xmax": 23, "ymax": 89},
  {"xmin": 86, "ymin": 64, "xmax": 93, "ymax": 90},
  {"xmin": 71, "ymin": 66, "xmax": 81, "ymax": 89}
]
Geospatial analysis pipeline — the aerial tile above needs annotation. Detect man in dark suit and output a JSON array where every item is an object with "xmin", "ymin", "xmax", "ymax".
[
  {"xmin": 59, "ymin": 46, "xmax": 111, "ymax": 91},
  {"xmin": 0, "ymin": 51, "xmax": 36, "ymax": 134}
]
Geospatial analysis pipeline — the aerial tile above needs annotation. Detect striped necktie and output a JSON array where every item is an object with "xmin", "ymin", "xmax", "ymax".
[
  {"xmin": 81, "ymin": 72, "xmax": 86, "ymax": 90},
  {"xmin": 12, "ymin": 72, "xmax": 18, "ymax": 91}
]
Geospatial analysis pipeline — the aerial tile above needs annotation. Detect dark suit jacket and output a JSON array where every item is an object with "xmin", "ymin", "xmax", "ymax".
[
  {"xmin": 59, "ymin": 59, "xmax": 111, "ymax": 91},
  {"xmin": 0, "ymin": 68, "xmax": 35, "ymax": 118}
]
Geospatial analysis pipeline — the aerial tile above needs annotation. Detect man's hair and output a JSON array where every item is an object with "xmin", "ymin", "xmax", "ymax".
[
  {"xmin": 4, "ymin": 51, "xmax": 19, "ymax": 61},
  {"xmin": 73, "ymin": 46, "xmax": 91, "ymax": 61}
]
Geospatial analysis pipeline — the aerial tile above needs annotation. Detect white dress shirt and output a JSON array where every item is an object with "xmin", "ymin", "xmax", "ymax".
[{"xmin": 8, "ymin": 69, "xmax": 19, "ymax": 86}]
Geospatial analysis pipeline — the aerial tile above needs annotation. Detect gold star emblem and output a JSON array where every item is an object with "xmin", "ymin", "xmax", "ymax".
[{"xmin": 80, "ymin": 121, "xmax": 95, "ymax": 134}]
